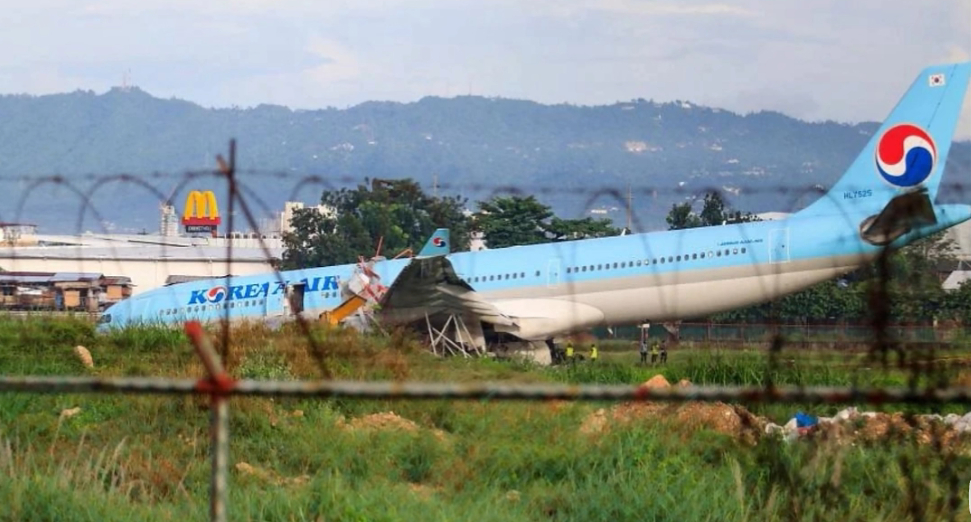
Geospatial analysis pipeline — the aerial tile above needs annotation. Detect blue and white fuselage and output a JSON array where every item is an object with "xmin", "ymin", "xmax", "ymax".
[{"xmin": 99, "ymin": 62, "xmax": 971, "ymax": 342}]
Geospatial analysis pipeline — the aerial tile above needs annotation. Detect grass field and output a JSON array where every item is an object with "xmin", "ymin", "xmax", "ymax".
[{"xmin": 0, "ymin": 317, "xmax": 969, "ymax": 521}]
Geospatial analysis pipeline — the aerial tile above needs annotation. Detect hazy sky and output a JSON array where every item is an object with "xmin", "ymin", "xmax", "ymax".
[{"xmin": 3, "ymin": 0, "xmax": 970, "ymax": 137}]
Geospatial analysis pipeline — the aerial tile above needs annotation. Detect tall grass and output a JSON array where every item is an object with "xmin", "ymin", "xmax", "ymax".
[{"xmin": 0, "ymin": 318, "xmax": 968, "ymax": 521}]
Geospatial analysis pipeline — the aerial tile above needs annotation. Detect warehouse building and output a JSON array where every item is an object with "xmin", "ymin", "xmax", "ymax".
[{"xmin": 0, "ymin": 272, "xmax": 133, "ymax": 311}]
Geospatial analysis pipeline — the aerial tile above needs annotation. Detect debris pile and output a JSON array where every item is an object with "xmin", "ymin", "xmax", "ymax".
[
  {"xmin": 765, "ymin": 407, "xmax": 970, "ymax": 449},
  {"xmin": 580, "ymin": 374, "xmax": 971, "ymax": 449}
]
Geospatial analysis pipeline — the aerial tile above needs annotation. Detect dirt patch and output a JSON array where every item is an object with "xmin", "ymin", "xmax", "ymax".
[
  {"xmin": 345, "ymin": 412, "xmax": 420, "ymax": 432},
  {"xmin": 640, "ymin": 374, "xmax": 671, "ymax": 389},
  {"xmin": 581, "ymin": 375, "xmax": 765, "ymax": 443},
  {"xmin": 408, "ymin": 482, "xmax": 441, "ymax": 499},
  {"xmin": 340, "ymin": 412, "xmax": 449, "ymax": 442},
  {"xmin": 74, "ymin": 345, "xmax": 94, "ymax": 369},
  {"xmin": 235, "ymin": 461, "xmax": 310, "ymax": 487}
]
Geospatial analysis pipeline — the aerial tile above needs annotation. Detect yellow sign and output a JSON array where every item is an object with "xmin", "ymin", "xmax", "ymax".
[{"xmin": 182, "ymin": 190, "xmax": 221, "ymax": 225}]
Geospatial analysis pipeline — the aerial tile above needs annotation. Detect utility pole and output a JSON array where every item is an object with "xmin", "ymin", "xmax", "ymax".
[
  {"xmin": 626, "ymin": 182, "xmax": 633, "ymax": 232},
  {"xmin": 433, "ymin": 173, "xmax": 439, "ymax": 198}
]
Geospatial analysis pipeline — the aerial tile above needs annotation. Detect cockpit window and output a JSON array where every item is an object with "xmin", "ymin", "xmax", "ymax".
[{"xmin": 98, "ymin": 314, "xmax": 112, "ymax": 324}]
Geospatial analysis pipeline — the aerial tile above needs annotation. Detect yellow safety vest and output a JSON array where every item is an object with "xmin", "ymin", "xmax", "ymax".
[
  {"xmin": 566, "ymin": 345, "xmax": 574, "ymax": 357},
  {"xmin": 590, "ymin": 346, "xmax": 598, "ymax": 360}
]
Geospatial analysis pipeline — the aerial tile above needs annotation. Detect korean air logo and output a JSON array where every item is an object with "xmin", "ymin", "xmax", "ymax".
[
  {"xmin": 205, "ymin": 286, "xmax": 227, "ymax": 303},
  {"xmin": 433, "ymin": 237, "xmax": 446, "ymax": 247},
  {"xmin": 875, "ymin": 123, "xmax": 937, "ymax": 188}
]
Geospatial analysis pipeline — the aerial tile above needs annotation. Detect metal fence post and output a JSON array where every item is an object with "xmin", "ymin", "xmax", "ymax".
[{"xmin": 186, "ymin": 321, "xmax": 234, "ymax": 522}]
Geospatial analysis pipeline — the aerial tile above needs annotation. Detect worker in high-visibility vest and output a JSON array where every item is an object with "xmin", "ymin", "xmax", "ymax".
[
  {"xmin": 650, "ymin": 341, "xmax": 660, "ymax": 365},
  {"xmin": 566, "ymin": 341, "xmax": 574, "ymax": 362},
  {"xmin": 589, "ymin": 343, "xmax": 599, "ymax": 362}
]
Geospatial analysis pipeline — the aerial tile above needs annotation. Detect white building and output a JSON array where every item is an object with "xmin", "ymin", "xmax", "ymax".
[
  {"xmin": 0, "ymin": 231, "xmax": 285, "ymax": 295},
  {"xmin": 278, "ymin": 201, "xmax": 334, "ymax": 235},
  {"xmin": 159, "ymin": 204, "xmax": 179, "ymax": 237},
  {"xmin": 0, "ymin": 223, "xmax": 38, "ymax": 246},
  {"xmin": 0, "ymin": 244, "xmax": 282, "ymax": 296}
]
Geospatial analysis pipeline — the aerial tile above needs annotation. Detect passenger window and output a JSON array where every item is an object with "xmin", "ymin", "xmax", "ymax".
[
  {"xmin": 741, "ymin": 247, "xmax": 747, "ymax": 254},
  {"xmin": 733, "ymin": 248, "xmax": 738, "ymax": 255},
  {"xmin": 535, "ymin": 270, "xmax": 540, "ymax": 276},
  {"xmin": 636, "ymin": 260, "xmax": 642, "ymax": 266},
  {"xmin": 520, "ymin": 272, "xmax": 525, "ymax": 278},
  {"xmin": 691, "ymin": 254, "xmax": 697, "ymax": 260},
  {"xmin": 676, "ymin": 255, "xmax": 682, "ymax": 262},
  {"xmin": 612, "ymin": 262, "xmax": 618, "ymax": 269}
]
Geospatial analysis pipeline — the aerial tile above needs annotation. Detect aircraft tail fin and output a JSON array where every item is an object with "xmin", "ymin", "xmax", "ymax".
[
  {"xmin": 418, "ymin": 228, "xmax": 450, "ymax": 256},
  {"xmin": 798, "ymin": 62, "xmax": 971, "ymax": 218}
]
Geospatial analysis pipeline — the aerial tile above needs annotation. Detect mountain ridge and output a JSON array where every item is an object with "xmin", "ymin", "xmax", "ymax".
[{"xmin": 0, "ymin": 87, "xmax": 967, "ymax": 234}]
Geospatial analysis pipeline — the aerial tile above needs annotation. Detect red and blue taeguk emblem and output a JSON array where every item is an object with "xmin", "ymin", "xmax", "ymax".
[
  {"xmin": 206, "ymin": 286, "xmax": 227, "ymax": 303},
  {"xmin": 875, "ymin": 123, "xmax": 937, "ymax": 188},
  {"xmin": 433, "ymin": 237, "xmax": 446, "ymax": 247}
]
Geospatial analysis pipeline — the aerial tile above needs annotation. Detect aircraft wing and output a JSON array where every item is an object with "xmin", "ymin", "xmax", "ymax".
[{"xmin": 377, "ymin": 255, "xmax": 516, "ymax": 326}]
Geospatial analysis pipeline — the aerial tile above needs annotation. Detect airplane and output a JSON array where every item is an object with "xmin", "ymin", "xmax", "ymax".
[{"xmin": 99, "ymin": 62, "xmax": 971, "ymax": 354}]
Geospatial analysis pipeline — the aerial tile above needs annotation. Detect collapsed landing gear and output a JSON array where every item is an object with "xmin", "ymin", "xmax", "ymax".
[
  {"xmin": 546, "ymin": 338, "xmax": 566, "ymax": 365},
  {"xmin": 424, "ymin": 312, "xmax": 487, "ymax": 357}
]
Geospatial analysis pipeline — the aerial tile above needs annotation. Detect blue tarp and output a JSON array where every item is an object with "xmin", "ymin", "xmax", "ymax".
[{"xmin": 795, "ymin": 412, "xmax": 818, "ymax": 428}]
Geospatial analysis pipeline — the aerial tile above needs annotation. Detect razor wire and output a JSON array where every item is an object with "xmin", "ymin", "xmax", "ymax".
[{"xmin": 2, "ymin": 141, "xmax": 971, "ymax": 521}]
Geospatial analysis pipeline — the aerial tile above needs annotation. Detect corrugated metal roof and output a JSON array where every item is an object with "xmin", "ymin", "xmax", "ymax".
[
  {"xmin": 49, "ymin": 272, "xmax": 103, "ymax": 282},
  {"xmin": 0, "ymin": 245, "xmax": 280, "ymax": 261},
  {"xmin": 102, "ymin": 276, "xmax": 133, "ymax": 285},
  {"xmin": 943, "ymin": 271, "xmax": 971, "ymax": 291},
  {"xmin": 0, "ymin": 275, "xmax": 53, "ymax": 284},
  {"xmin": 165, "ymin": 274, "xmax": 233, "ymax": 285},
  {"xmin": 0, "ymin": 272, "xmax": 107, "ymax": 285}
]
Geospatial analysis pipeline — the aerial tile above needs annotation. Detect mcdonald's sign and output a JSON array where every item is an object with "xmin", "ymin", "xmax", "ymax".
[{"xmin": 181, "ymin": 190, "xmax": 221, "ymax": 233}]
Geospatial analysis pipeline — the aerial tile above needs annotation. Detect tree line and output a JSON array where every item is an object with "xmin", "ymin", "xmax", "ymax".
[
  {"xmin": 280, "ymin": 178, "xmax": 619, "ymax": 269},
  {"xmin": 282, "ymin": 180, "xmax": 970, "ymax": 326}
]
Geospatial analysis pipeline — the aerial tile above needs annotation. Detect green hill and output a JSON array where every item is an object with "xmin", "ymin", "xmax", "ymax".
[{"xmin": 0, "ymin": 87, "xmax": 967, "ymax": 233}]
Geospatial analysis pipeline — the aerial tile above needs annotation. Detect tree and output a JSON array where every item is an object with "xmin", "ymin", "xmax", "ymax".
[
  {"xmin": 698, "ymin": 192, "xmax": 727, "ymax": 227},
  {"xmin": 281, "ymin": 178, "xmax": 471, "ymax": 269},
  {"xmin": 546, "ymin": 216, "xmax": 620, "ymax": 241},
  {"xmin": 474, "ymin": 195, "xmax": 621, "ymax": 249},
  {"xmin": 473, "ymin": 196, "xmax": 552, "ymax": 248},
  {"xmin": 666, "ymin": 202, "xmax": 701, "ymax": 230},
  {"xmin": 666, "ymin": 191, "xmax": 760, "ymax": 230}
]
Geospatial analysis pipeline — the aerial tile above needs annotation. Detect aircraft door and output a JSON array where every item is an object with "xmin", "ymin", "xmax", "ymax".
[
  {"xmin": 286, "ymin": 283, "xmax": 306, "ymax": 316},
  {"xmin": 769, "ymin": 228, "xmax": 790, "ymax": 263},
  {"xmin": 547, "ymin": 258, "xmax": 561, "ymax": 288}
]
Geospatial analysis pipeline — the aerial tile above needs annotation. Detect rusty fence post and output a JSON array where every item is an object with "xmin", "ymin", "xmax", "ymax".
[{"xmin": 185, "ymin": 321, "xmax": 234, "ymax": 522}]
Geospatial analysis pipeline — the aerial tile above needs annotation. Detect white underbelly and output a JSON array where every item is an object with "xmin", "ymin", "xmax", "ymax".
[{"xmin": 580, "ymin": 263, "xmax": 859, "ymax": 324}]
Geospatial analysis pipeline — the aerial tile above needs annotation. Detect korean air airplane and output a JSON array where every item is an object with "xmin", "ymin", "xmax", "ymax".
[{"xmin": 99, "ymin": 62, "xmax": 971, "ymax": 352}]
